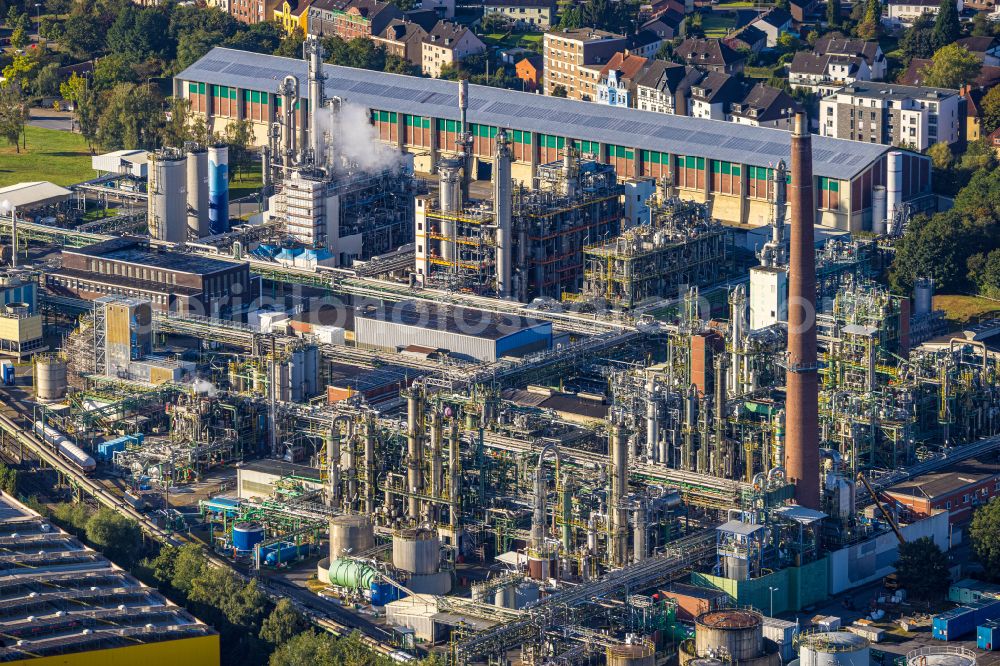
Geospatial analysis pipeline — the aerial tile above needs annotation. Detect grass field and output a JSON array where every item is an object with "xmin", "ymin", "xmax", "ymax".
[
  {"xmin": 701, "ymin": 14, "xmax": 736, "ymax": 37},
  {"xmin": 745, "ymin": 64, "xmax": 783, "ymax": 80},
  {"xmin": 934, "ymin": 294, "xmax": 1000, "ymax": 326},
  {"xmin": 0, "ymin": 125, "xmax": 95, "ymax": 188},
  {"xmin": 481, "ymin": 31, "xmax": 543, "ymax": 51}
]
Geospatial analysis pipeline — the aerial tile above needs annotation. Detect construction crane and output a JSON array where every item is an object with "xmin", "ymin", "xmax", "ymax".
[{"xmin": 856, "ymin": 472, "xmax": 906, "ymax": 545}]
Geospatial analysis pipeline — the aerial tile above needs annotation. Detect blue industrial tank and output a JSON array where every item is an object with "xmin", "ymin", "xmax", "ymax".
[
  {"xmin": 232, "ymin": 522, "xmax": 265, "ymax": 552},
  {"xmin": 208, "ymin": 144, "xmax": 229, "ymax": 235},
  {"xmin": 262, "ymin": 541, "xmax": 310, "ymax": 566}
]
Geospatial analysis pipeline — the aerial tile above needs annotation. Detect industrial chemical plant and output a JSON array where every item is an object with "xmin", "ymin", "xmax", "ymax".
[{"xmin": 2, "ymin": 35, "xmax": 1000, "ymax": 666}]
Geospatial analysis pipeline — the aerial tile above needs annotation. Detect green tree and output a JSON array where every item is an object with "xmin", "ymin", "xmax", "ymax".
[
  {"xmin": 826, "ymin": 0, "xmax": 840, "ymax": 28},
  {"xmin": 932, "ymin": 0, "xmax": 960, "ymax": 49},
  {"xmin": 223, "ymin": 119, "xmax": 255, "ymax": 181},
  {"xmin": 928, "ymin": 141, "xmax": 952, "ymax": 170},
  {"xmin": 972, "ymin": 498, "xmax": 1000, "ymax": 580},
  {"xmin": 174, "ymin": 29, "xmax": 227, "ymax": 73},
  {"xmin": 894, "ymin": 537, "xmax": 950, "ymax": 601},
  {"xmin": 0, "ymin": 85, "xmax": 28, "ymax": 153},
  {"xmin": 106, "ymin": 5, "xmax": 171, "ymax": 63},
  {"xmin": 0, "ymin": 462, "xmax": 19, "ymax": 494},
  {"xmin": 970, "ymin": 11, "xmax": 992, "ymax": 37},
  {"xmin": 919, "ymin": 44, "xmax": 981, "ymax": 88},
  {"xmin": 899, "ymin": 14, "xmax": 936, "ymax": 60},
  {"xmin": 161, "ymin": 96, "xmax": 194, "ymax": 147},
  {"xmin": 92, "ymin": 53, "xmax": 139, "ymax": 91},
  {"xmin": 967, "ymin": 249, "xmax": 1000, "ymax": 299},
  {"xmin": 2, "ymin": 52, "xmax": 43, "ymax": 91},
  {"xmin": 143, "ymin": 543, "xmax": 179, "ymax": 587},
  {"xmin": 889, "ymin": 209, "xmax": 994, "ymax": 293},
  {"xmin": 170, "ymin": 543, "xmax": 208, "ymax": 595},
  {"xmin": 85, "ymin": 507, "xmax": 143, "ymax": 566},
  {"xmin": 50, "ymin": 501, "xmax": 92, "ymax": 535},
  {"xmin": 222, "ymin": 20, "xmax": 284, "ymax": 54},
  {"xmin": 552, "ymin": 84, "xmax": 568, "ymax": 98},
  {"xmin": 274, "ymin": 26, "xmax": 305, "ymax": 58},
  {"xmin": 60, "ymin": 72, "xmax": 100, "ymax": 148},
  {"xmin": 269, "ymin": 630, "xmax": 340, "ymax": 666},
  {"xmin": 95, "ymin": 82, "xmax": 164, "ymax": 150},
  {"xmin": 260, "ymin": 598, "xmax": 309, "ymax": 646},
  {"xmin": 60, "ymin": 12, "xmax": 106, "ymax": 60},
  {"xmin": 981, "ymin": 85, "xmax": 1000, "ymax": 136},
  {"xmin": 855, "ymin": 0, "xmax": 881, "ymax": 40},
  {"xmin": 10, "ymin": 24, "xmax": 27, "ymax": 49}
]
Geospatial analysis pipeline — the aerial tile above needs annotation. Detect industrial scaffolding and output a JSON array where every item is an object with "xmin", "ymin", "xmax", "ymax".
[{"xmin": 581, "ymin": 198, "xmax": 735, "ymax": 309}]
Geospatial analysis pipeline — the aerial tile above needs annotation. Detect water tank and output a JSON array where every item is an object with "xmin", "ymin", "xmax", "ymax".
[
  {"xmin": 187, "ymin": 147, "xmax": 210, "ymax": 239},
  {"xmin": 906, "ymin": 647, "xmax": 976, "ymax": 666},
  {"xmin": 798, "ymin": 632, "xmax": 869, "ymax": 666},
  {"xmin": 232, "ymin": 522, "xmax": 265, "ymax": 552},
  {"xmin": 494, "ymin": 584, "xmax": 516, "ymax": 608},
  {"xmin": 329, "ymin": 515, "xmax": 375, "ymax": 559},
  {"xmin": 288, "ymin": 345, "xmax": 319, "ymax": 402},
  {"xmin": 208, "ymin": 144, "xmax": 230, "ymax": 235},
  {"xmin": 392, "ymin": 527, "xmax": 440, "ymax": 575},
  {"xmin": 607, "ymin": 641, "xmax": 655, "ymax": 666},
  {"xmin": 34, "ymin": 354, "xmax": 67, "ymax": 403},
  {"xmin": 695, "ymin": 610, "xmax": 764, "ymax": 662},
  {"xmin": 914, "ymin": 277, "xmax": 934, "ymax": 316},
  {"xmin": 148, "ymin": 150, "xmax": 188, "ymax": 243}
]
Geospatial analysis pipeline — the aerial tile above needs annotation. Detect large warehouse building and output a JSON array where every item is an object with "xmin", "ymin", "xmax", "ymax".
[
  {"xmin": 176, "ymin": 48, "xmax": 934, "ymax": 232},
  {"xmin": 0, "ymin": 492, "xmax": 219, "ymax": 665}
]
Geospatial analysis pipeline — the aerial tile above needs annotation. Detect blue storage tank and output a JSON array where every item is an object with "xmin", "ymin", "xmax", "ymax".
[
  {"xmin": 972, "ymin": 598, "xmax": 1000, "ymax": 624},
  {"xmin": 232, "ymin": 522, "xmax": 265, "ymax": 552},
  {"xmin": 979, "ymin": 620, "xmax": 1000, "ymax": 650},
  {"xmin": 263, "ymin": 541, "xmax": 310, "ymax": 566},
  {"xmin": 933, "ymin": 606, "xmax": 977, "ymax": 641},
  {"xmin": 208, "ymin": 144, "xmax": 229, "ymax": 235},
  {"xmin": 370, "ymin": 581, "xmax": 405, "ymax": 607}
]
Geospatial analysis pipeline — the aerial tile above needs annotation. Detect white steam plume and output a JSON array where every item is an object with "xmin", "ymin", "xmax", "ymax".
[{"xmin": 315, "ymin": 102, "xmax": 403, "ymax": 174}]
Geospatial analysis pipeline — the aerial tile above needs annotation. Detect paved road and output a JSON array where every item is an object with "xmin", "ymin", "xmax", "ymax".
[{"xmin": 28, "ymin": 108, "xmax": 75, "ymax": 132}]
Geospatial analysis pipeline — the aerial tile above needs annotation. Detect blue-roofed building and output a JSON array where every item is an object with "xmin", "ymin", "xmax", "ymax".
[{"xmin": 175, "ymin": 48, "xmax": 935, "ymax": 232}]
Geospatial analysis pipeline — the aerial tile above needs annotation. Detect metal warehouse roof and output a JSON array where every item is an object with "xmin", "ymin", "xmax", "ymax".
[{"xmin": 178, "ymin": 48, "xmax": 895, "ymax": 181}]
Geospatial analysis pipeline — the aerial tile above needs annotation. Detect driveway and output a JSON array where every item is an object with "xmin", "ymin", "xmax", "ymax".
[{"xmin": 28, "ymin": 107, "xmax": 75, "ymax": 132}]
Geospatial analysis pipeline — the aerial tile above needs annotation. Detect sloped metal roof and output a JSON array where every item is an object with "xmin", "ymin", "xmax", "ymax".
[{"xmin": 178, "ymin": 47, "xmax": 899, "ymax": 180}]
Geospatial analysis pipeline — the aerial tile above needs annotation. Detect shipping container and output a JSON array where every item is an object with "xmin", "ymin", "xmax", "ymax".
[
  {"xmin": 978, "ymin": 620, "xmax": 1000, "ymax": 651},
  {"xmin": 932, "ymin": 606, "xmax": 977, "ymax": 641},
  {"xmin": 970, "ymin": 598, "xmax": 1000, "ymax": 625},
  {"xmin": 660, "ymin": 583, "xmax": 729, "ymax": 621},
  {"xmin": 950, "ymin": 579, "xmax": 1000, "ymax": 604},
  {"xmin": 762, "ymin": 617, "xmax": 797, "ymax": 662},
  {"xmin": 0, "ymin": 360, "xmax": 14, "ymax": 385}
]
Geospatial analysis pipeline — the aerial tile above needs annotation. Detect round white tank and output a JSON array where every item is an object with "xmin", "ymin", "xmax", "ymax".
[
  {"xmin": 34, "ymin": 355, "xmax": 67, "ymax": 403},
  {"xmin": 148, "ymin": 151, "xmax": 188, "ymax": 243},
  {"xmin": 906, "ymin": 647, "xmax": 976, "ymax": 666},
  {"xmin": 872, "ymin": 186, "xmax": 887, "ymax": 235},
  {"xmin": 392, "ymin": 527, "xmax": 440, "ymax": 575},
  {"xmin": 329, "ymin": 515, "xmax": 375, "ymax": 559},
  {"xmin": 798, "ymin": 632, "xmax": 869, "ymax": 666}
]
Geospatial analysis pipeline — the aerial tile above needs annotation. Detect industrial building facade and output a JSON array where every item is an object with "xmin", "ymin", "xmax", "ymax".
[
  {"xmin": 176, "ymin": 49, "xmax": 934, "ymax": 233},
  {"xmin": 48, "ymin": 237, "xmax": 253, "ymax": 317}
]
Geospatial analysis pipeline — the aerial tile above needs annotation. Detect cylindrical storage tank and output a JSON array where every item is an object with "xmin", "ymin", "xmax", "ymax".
[
  {"xmin": 148, "ymin": 150, "xmax": 188, "ymax": 243},
  {"xmin": 34, "ymin": 354, "xmax": 67, "ymax": 403},
  {"xmin": 329, "ymin": 515, "xmax": 375, "ymax": 559},
  {"xmin": 187, "ymin": 147, "xmax": 210, "ymax": 239},
  {"xmin": 515, "ymin": 581, "xmax": 540, "ymax": 608},
  {"xmin": 914, "ymin": 277, "xmax": 934, "ymax": 316},
  {"xmin": 392, "ymin": 527, "xmax": 440, "ymax": 575},
  {"xmin": 5, "ymin": 302, "xmax": 28, "ymax": 317},
  {"xmin": 798, "ymin": 632, "xmax": 869, "ymax": 666},
  {"xmin": 494, "ymin": 584, "xmax": 516, "ymax": 608},
  {"xmin": 886, "ymin": 151, "xmax": 903, "ymax": 232},
  {"xmin": 328, "ymin": 558, "xmax": 378, "ymax": 589},
  {"xmin": 208, "ymin": 144, "xmax": 230, "ymax": 235},
  {"xmin": 872, "ymin": 185, "xmax": 887, "ymax": 235},
  {"xmin": 607, "ymin": 641, "xmax": 655, "ymax": 666},
  {"xmin": 232, "ymin": 522, "xmax": 265, "ymax": 552},
  {"xmin": 695, "ymin": 610, "xmax": 763, "ymax": 662},
  {"xmin": 906, "ymin": 647, "xmax": 977, "ymax": 666},
  {"xmin": 724, "ymin": 555, "xmax": 748, "ymax": 580}
]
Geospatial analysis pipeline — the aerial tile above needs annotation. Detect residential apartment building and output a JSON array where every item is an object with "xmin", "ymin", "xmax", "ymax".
[
  {"xmin": 483, "ymin": 0, "xmax": 558, "ymax": 29},
  {"xmin": 886, "ymin": 0, "xmax": 963, "ymax": 26},
  {"xmin": 516, "ymin": 54, "xmax": 543, "ymax": 91},
  {"xmin": 674, "ymin": 38, "xmax": 745, "ymax": 75},
  {"xmin": 789, "ymin": 52, "xmax": 871, "ymax": 97},
  {"xmin": 814, "ymin": 34, "xmax": 887, "ymax": 80},
  {"xmin": 728, "ymin": 82, "xmax": 802, "ymax": 130},
  {"xmin": 689, "ymin": 71, "xmax": 744, "ymax": 120},
  {"xmin": 593, "ymin": 52, "xmax": 649, "ymax": 107},
  {"xmin": 634, "ymin": 61, "xmax": 704, "ymax": 115},
  {"xmin": 421, "ymin": 21, "xmax": 486, "ymax": 77},
  {"xmin": 308, "ymin": 0, "xmax": 403, "ymax": 40},
  {"xmin": 229, "ymin": 0, "xmax": 280, "ymax": 24},
  {"xmin": 274, "ymin": 0, "xmax": 310, "ymax": 34},
  {"xmin": 374, "ymin": 18, "xmax": 430, "ymax": 64},
  {"xmin": 820, "ymin": 82, "xmax": 963, "ymax": 150},
  {"xmin": 748, "ymin": 8, "xmax": 792, "ymax": 47},
  {"xmin": 543, "ymin": 28, "xmax": 628, "ymax": 99}
]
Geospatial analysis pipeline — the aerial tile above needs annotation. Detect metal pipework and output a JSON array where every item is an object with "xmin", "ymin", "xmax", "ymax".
[
  {"xmin": 305, "ymin": 37, "xmax": 326, "ymax": 166},
  {"xmin": 278, "ymin": 76, "xmax": 299, "ymax": 169},
  {"xmin": 531, "ymin": 444, "xmax": 561, "ymax": 554},
  {"xmin": 494, "ymin": 129, "xmax": 513, "ymax": 298},
  {"xmin": 785, "ymin": 112, "xmax": 820, "ymax": 510}
]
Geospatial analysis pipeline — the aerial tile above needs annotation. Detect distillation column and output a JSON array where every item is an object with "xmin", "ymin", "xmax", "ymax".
[
  {"xmin": 459, "ymin": 79, "xmax": 472, "ymax": 202},
  {"xmin": 785, "ymin": 113, "xmax": 820, "ymax": 510},
  {"xmin": 609, "ymin": 414, "xmax": 629, "ymax": 568},
  {"xmin": 406, "ymin": 390, "xmax": 423, "ymax": 521},
  {"xmin": 279, "ymin": 75, "xmax": 298, "ymax": 170},
  {"xmin": 438, "ymin": 160, "xmax": 462, "ymax": 267},
  {"xmin": 305, "ymin": 37, "xmax": 326, "ymax": 165},
  {"xmin": 495, "ymin": 129, "xmax": 513, "ymax": 298}
]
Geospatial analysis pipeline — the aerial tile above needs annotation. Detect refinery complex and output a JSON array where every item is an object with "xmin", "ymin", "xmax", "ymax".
[{"xmin": 3, "ymin": 36, "xmax": 1000, "ymax": 666}]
